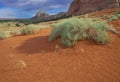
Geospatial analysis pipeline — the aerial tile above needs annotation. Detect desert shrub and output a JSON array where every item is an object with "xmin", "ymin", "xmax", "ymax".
[
  {"xmin": 107, "ymin": 11, "xmax": 120, "ymax": 21},
  {"xmin": 116, "ymin": 11, "xmax": 120, "ymax": 14},
  {"xmin": 114, "ymin": 11, "xmax": 120, "ymax": 19},
  {"xmin": 115, "ymin": 12, "xmax": 120, "ymax": 19},
  {"xmin": 8, "ymin": 23, "xmax": 10, "ymax": 26},
  {"xmin": 15, "ymin": 22, "xmax": 20, "ymax": 27},
  {"xmin": 0, "ymin": 27, "xmax": 23, "ymax": 39},
  {"xmin": 0, "ymin": 31, "xmax": 11, "ymax": 39},
  {"xmin": 22, "ymin": 24, "xmax": 40, "ymax": 35},
  {"xmin": 87, "ymin": 28, "xmax": 109, "ymax": 44},
  {"xmin": 10, "ymin": 30, "xmax": 22, "ymax": 36},
  {"xmin": 49, "ymin": 18, "xmax": 110, "ymax": 47}
]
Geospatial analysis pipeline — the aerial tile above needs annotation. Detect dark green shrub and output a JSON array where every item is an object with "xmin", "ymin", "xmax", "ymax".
[{"xmin": 49, "ymin": 18, "xmax": 111, "ymax": 47}]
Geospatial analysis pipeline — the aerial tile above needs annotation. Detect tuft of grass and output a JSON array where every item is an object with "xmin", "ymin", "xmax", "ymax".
[
  {"xmin": 21, "ymin": 24, "xmax": 40, "ymax": 35},
  {"xmin": 15, "ymin": 60, "xmax": 27, "ymax": 69},
  {"xmin": 107, "ymin": 11, "xmax": 120, "ymax": 22},
  {"xmin": 49, "ymin": 18, "xmax": 111, "ymax": 47},
  {"xmin": 107, "ymin": 15, "xmax": 118, "ymax": 21}
]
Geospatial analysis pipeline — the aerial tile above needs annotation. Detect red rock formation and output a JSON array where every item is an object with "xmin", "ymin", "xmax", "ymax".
[{"xmin": 68, "ymin": 0, "xmax": 120, "ymax": 15}]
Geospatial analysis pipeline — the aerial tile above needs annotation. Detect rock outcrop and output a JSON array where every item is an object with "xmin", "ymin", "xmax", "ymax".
[
  {"xmin": 46, "ymin": 12, "xmax": 67, "ymax": 20},
  {"xmin": 32, "ymin": 11, "xmax": 50, "ymax": 19},
  {"xmin": 32, "ymin": 11, "xmax": 67, "ymax": 21},
  {"xmin": 67, "ymin": 0, "xmax": 120, "ymax": 15}
]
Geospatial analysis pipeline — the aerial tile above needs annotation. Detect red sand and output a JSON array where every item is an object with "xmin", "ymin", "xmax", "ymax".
[{"xmin": 0, "ymin": 10, "xmax": 120, "ymax": 82}]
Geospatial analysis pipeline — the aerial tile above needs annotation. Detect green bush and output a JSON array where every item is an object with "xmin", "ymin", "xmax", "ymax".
[
  {"xmin": 49, "ymin": 18, "xmax": 110, "ymax": 47},
  {"xmin": 87, "ymin": 28, "xmax": 109, "ymax": 44},
  {"xmin": 22, "ymin": 24, "xmax": 40, "ymax": 35},
  {"xmin": 0, "ymin": 31, "xmax": 11, "ymax": 39}
]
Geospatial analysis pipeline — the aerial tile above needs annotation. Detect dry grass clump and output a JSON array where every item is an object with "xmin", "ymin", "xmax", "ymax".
[
  {"xmin": 0, "ymin": 31, "xmax": 11, "ymax": 39},
  {"xmin": 0, "ymin": 27, "xmax": 22, "ymax": 39},
  {"xmin": 21, "ymin": 24, "xmax": 50, "ymax": 35},
  {"xmin": 21, "ymin": 24, "xmax": 40, "ymax": 35}
]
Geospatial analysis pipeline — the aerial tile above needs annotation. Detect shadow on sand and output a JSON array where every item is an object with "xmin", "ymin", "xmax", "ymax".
[{"xmin": 16, "ymin": 35, "xmax": 64, "ymax": 54}]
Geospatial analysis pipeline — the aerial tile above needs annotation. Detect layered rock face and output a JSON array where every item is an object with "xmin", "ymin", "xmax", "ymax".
[{"xmin": 68, "ymin": 0, "xmax": 119, "ymax": 15}]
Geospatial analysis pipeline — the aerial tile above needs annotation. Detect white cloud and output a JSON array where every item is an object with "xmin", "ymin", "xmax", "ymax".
[
  {"xmin": 0, "ymin": 8, "xmax": 17, "ymax": 18},
  {"xmin": 0, "ymin": 0, "xmax": 73, "ymax": 18},
  {"xmin": 16, "ymin": 0, "xmax": 49, "ymax": 6}
]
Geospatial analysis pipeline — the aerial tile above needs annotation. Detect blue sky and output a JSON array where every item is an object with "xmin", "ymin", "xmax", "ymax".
[{"xmin": 0, "ymin": 0, "xmax": 73, "ymax": 18}]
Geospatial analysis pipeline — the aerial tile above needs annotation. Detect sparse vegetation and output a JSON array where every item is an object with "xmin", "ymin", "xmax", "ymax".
[
  {"xmin": 0, "ymin": 22, "xmax": 50, "ymax": 39},
  {"xmin": 0, "ymin": 22, "xmax": 24, "ymax": 27},
  {"xmin": 21, "ymin": 24, "xmax": 50, "ymax": 35},
  {"xmin": 116, "ymin": 11, "xmax": 120, "ymax": 14},
  {"xmin": 0, "ymin": 31, "xmax": 11, "ymax": 39},
  {"xmin": 49, "ymin": 18, "xmax": 111, "ymax": 47},
  {"xmin": 107, "ymin": 11, "xmax": 120, "ymax": 21},
  {"xmin": 107, "ymin": 15, "xmax": 118, "ymax": 21},
  {"xmin": 0, "ymin": 29, "xmax": 22, "ymax": 39},
  {"xmin": 0, "ymin": 27, "xmax": 23, "ymax": 39}
]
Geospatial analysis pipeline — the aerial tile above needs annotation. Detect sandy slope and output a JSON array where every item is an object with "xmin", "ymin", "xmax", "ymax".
[
  {"xmin": 0, "ymin": 11, "xmax": 120, "ymax": 82},
  {"xmin": 0, "ymin": 27, "xmax": 120, "ymax": 82}
]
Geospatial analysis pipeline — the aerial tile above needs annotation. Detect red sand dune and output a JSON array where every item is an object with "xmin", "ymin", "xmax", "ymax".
[{"xmin": 0, "ymin": 12, "xmax": 120, "ymax": 82}]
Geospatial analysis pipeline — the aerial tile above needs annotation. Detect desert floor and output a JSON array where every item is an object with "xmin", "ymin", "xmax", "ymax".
[{"xmin": 0, "ymin": 8, "xmax": 120, "ymax": 82}]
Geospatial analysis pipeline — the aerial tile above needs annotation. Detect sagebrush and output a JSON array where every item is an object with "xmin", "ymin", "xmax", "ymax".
[{"xmin": 49, "ymin": 18, "xmax": 111, "ymax": 47}]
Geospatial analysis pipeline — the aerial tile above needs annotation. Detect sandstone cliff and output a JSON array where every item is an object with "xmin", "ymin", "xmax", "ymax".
[{"xmin": 67, "ymin": 0, "xmax": 119, "ymax": 15}]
